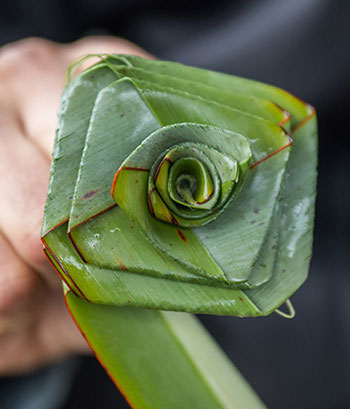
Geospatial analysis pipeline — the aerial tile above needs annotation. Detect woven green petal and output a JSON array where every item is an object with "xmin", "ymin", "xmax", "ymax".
[{"xmin": 42, "ymin": 54, "xmax": 317, "ymax": 409}]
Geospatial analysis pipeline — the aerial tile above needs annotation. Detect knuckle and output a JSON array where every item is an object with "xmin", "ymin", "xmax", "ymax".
[
  {"xmin": 0, "ymin": 37, "xmax": 57, "ymax": 73},
  {"xmin": 0, "ymin": 253, "xmax": 38, "ymax": 313},
  {"xmin": 14, "ymin": 37, "xmax": 56, "ymax": 58},
  {"xmin": 19, "ymin": 230, "xmax": 45, "ymax": 269},
  {"xmin": 0, "ymin": 273, "xmax": 36, "ymax": 313}
]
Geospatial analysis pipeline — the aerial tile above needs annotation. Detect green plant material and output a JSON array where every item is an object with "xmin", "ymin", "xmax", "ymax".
[
  {"xmin": 42, "ymin": 55, "xmax": 317, "ymax": 409},
  {"xmin": 64, "ymin": 283, "xmax": 267, "ymax": 409}
]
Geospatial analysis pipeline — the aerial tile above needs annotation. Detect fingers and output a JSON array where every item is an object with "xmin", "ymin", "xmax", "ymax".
[
  {"xmin": 0, "ymin": 230, "xmax": 39, "ymax": 317},
  {"xmin": 0, "ymin": 230, "xmax": 89, "ymax": 374},
  {"xmin": 0, "ymin": 38, "xmax": 67, "ymax": 158},
  {"xmin": 0, "ymin": 36, "xmax": 151, "ymax": 373},
  {"xmin": 0, "ymin": 36, "xmax": 152, "ymax": 281},
  {"xmin": 0, "ymin": 105, "xmax": 58, "ymax": 286},
  {"xmin": 1, "ymin": 294, "xmax": 91, "ymax": 375},
  {"xmin": 0, "ymin": 229, "xmax": 43, "ymax": 372},
  {"xmin": 34, "ymin": 290, "xmax": 92, "ymax": 367},
  {"xmin": 0, "ymin": 230, "xmax": 89, "ymax": 375},
  {"xmin": 63, "ymin": 35, "xmax": 154, "ymax": 69},
  {"xmin": 0, "ymin": 227, "xmax": 40, "ymax": 372},
  {"xmin": 0, "ymin": 36, "xmax": 153, "ymax": 158},
  {"xmin": 0, "ymin": 288, "xmax": 91, "ymax": 375},
  {"xmin": 0, "ymin": 34, "xmax": 153, "ymax": 292}
]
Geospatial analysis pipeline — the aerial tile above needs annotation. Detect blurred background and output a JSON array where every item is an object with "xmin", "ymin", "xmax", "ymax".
[{"xmin": 0, "ymin": 0, "xmax": 349, "ymax": 408}]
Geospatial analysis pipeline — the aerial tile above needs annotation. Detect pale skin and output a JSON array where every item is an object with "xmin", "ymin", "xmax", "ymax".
[{"xmin": 0, "ymin": 36, "xmax": 151, "ymax": 375}]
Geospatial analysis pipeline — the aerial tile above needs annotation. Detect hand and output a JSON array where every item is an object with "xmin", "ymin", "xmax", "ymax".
[{"xmin": 0, "ymin": 36, "xmax": 151, "ymax": 375}]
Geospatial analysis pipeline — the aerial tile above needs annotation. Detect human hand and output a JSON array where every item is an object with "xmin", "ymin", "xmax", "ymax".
[{"xmin": 0, "ymin": 36, "xmax": 151, "ymax": 375}]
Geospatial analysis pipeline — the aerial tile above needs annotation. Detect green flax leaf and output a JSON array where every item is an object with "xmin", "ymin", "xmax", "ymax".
[{"xmin": 42, "ymin": 55, "xmax": 317, "ymax": 409}]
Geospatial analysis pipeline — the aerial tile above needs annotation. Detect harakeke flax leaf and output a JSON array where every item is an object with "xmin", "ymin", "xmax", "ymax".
[{"xmin": 42, "ymin": 55, "xmax": 317, "ymax": 409}]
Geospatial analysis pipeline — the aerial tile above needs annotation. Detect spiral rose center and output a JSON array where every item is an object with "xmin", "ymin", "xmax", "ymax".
[
  {"xmin": 168, "ymin": 157, "xmax": 215, "ymax": 209},
  {"xmin": 144, "ymin": 140, "xmax": 246, "ymax": 228},
  {"xmin": 176, "ymin": 174, "xmax": 197, "ymax": 201},
  {"xmin": 112, "ymin": 123, "xmax": 252, "ymax": 229}
]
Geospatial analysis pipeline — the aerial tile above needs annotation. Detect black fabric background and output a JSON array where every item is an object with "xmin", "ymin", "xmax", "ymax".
[{"xmin": 0, "ymin": 1, "xmax": 349, "ymax": 408}]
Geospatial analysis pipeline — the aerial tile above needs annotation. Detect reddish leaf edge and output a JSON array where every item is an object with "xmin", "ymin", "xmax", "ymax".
[{"xmin": 64, "ymin": 289, "xmax": 137, "ymax": 409}]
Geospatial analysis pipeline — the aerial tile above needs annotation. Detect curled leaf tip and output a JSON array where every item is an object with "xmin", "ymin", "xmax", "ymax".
[{"xmin": 275, "ymin": 299, "xmax": 296, "ymax": 319}]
